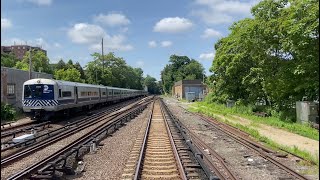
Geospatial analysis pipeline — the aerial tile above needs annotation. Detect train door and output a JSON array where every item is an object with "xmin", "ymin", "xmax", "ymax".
[{"xmin": 74, "ymin": 87, "xmax": 78, "ymax": 104}]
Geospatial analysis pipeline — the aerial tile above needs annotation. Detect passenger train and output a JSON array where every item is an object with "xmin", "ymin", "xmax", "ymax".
[{"xmin": 22, "ymin": 78, "xmax": 148, "ymax": 121}]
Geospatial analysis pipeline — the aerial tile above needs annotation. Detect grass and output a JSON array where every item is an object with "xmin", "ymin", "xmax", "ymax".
[
  {"xmin": 200, "ymin": 112, "xmax": 319, "ymax": 167},
  {"xmin": 190, "ymin": 101, "xmax": 319, "ymax": 141}
]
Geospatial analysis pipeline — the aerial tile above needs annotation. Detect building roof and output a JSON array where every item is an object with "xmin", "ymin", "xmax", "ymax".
[{"xmin": 174, "ymin": 79, "xmax": 204, "ymax": 86}]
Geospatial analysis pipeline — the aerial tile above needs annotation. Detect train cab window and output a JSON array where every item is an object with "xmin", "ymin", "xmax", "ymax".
[
  {"xmin": 34, "ymin": 85, "xmax": 43, "ymax": 98},
  {"xmin": 62, "ymin": 91, "xmax": 72, "ymax": 97},
  {"xmin": 24, "ymin": 85, "xmax": 32, "ymax": 98}
]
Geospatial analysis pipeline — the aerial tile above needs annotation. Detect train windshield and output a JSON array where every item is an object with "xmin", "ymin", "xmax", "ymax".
[{"xmin": 24, "ymin": 84, "xmax": 54, "ymax": 99}]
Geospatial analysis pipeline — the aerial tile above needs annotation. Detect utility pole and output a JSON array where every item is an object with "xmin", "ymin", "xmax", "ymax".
[
  {"xmin": 29, "ymin": 47, "xmax": 32, "ymax": 79},
  {"xmin": 102, "ymin": 38, "xmax": 104, "ymax": 71}
]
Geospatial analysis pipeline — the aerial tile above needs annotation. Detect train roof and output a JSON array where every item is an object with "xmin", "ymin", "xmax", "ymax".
[{"xmin": 24, "ymin": 78, "xmax": 147, "ymax": 92}]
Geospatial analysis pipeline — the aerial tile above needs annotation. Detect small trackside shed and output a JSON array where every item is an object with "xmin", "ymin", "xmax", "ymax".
[{"xmin": 172, "ymin": 79, "xmax": 207, "ymax": 100}]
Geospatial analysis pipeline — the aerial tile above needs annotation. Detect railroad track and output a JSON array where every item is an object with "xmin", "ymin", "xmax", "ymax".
[
  {"xmin": 1, "ymin": 98, "xmax": 141, "ymax": 158},
  {"xmin": 171, "ymin": 102, "xmax": 309, "ymax": 180},
  {"xmin": 123, "ymin": 99, "xmax": 211, "ymax": 180},
  {"xmin": 1, "ymin": 97, "xmax": 152, "ymax": 179}
]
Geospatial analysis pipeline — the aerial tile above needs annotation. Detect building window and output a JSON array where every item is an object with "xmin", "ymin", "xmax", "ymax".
[{"xmin": 7, "ymin": 84, "xmax": 15, "ymax": 96}]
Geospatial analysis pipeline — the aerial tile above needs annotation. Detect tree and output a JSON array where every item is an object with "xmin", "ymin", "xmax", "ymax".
[
  {"xmin": 84, "ymin": 52, "xmax": 144, "ymax": 89},
  {"xmin": 54, "ymin": 68, "xmax": 83, "ymax": 82},
  {"xmin": 144, "ymin": 75, "xmax": 160, "ymax": 94},
  {"xmin": 15, "ymin": 51, "xmax": 52, "ymax": 74},
  {"xmin": 1, "ymin": 53, "xmax": 19, "ymax": 68},
  {"xmin": 208, "ymin": 0, "xmax": 319, "ymax": 117},
  {"xmin": 161, "ymin": 55, "xmax": 205, "ymax": 94},
  {"xmin": 56, "ymin": 59, "xmax": 66, "ymax": 70}
]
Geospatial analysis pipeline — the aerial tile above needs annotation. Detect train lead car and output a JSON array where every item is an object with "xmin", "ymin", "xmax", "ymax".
[{"xmin": 22, "ymin": 78, "xmax": 147, "ymax": 121}]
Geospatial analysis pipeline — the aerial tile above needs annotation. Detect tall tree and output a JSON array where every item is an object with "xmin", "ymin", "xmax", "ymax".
[
  {"xmin": 161, "ymin": 55, "xmax": 205, "ymax": 94},
  {"xmin": 15, "ymin": 51, "xmax": 52, "ymax": 74}
]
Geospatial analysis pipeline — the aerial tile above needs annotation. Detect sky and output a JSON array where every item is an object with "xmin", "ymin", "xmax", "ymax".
[{"xmin": 1, "ymin": 0, "xmax": 260, "ymax": 80}]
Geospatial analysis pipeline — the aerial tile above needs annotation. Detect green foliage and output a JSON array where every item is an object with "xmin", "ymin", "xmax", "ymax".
[
  {"xmin": 144, "ymin": 75, "xmax": 160, "ymax": 94},
  {"xmin": 84, "ymin": 52, "xmax": 144, "ymax": 89},
  {"xmin": 1, "ymin": 103, "xmax": 16, "ymax": 121},
  {"xmin": 15, "ymin": 51, "xmax": 52, "ymax": 74},
  {"xmin": 161, "ymin": 55, "xmax": 205, "ymax": 94},
  {"xmin": 1, "ymin": 53, "xmax": 19, "ymax": 68},
  {"xmin": 190, "ymin": 102, "xmax": 319, "ymax": 141},
  {"xmin": 208, "ymin": 0, "xmax": 319, "ymax": 119},
  {"xmin": 54, "ymin": 68, "xmax": 84, "ymax": 83}
]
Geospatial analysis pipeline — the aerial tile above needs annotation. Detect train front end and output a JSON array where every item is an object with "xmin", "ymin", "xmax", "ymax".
[{"xmin": 22, "ymin": 78, "xmax": 58, "ymax": 120}]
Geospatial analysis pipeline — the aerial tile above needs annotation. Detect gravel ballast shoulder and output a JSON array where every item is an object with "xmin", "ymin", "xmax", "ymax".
[{"xmin": 71, "ymin": 104, "xmax": 151, "ymax": 180}]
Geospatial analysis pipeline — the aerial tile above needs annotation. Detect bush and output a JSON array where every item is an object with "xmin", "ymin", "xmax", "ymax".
[{"xmin": 1, "ymin": 103, "xmax": 16, "ymax": 122}]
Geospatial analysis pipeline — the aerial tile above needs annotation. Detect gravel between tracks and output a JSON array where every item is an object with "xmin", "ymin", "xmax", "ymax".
[
  {"xmin": 1, "ymin": 105, "xmax": 138, "ymax": 179},
  {"xmin": 162, "ymin": 97, "xmax": 319, "ymax": 180},
  {"xmin": 70, "ymin": 104, "xmax": 151, "ymax": 180}
]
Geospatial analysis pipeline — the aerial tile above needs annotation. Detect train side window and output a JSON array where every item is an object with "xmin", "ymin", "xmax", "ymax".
[
  {"xmin": 102, "ymin": 92, "xmax": 106, "ymax": 95},
  {"xmin": 62, "ymin": 91, "xmax": 72, "ymax": 97},
  {"xmin": 59, "ymin": 89, "xmax": 62, "ymax": 98}
]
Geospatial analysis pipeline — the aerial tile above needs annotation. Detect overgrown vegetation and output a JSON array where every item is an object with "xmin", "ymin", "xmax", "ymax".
[
  {"xmin": 207, "ymin": 0, "xmax": 319, "ymax": 120},
  {"xmin": 190, "ymin": 107, "xmax": 319, "ymax": 166},
  {"xmin": 1, "ymin": 103, "xmax": 17, "ymax": 122},
  {"xmin": 190, "ymin": 102, "xmax": 319, "ymax": 141}
]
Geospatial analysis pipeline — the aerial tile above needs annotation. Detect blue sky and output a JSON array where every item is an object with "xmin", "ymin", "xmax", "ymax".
[{"xmin": 1, "ymin": 0, "xmax": 260, "ymax": 80}]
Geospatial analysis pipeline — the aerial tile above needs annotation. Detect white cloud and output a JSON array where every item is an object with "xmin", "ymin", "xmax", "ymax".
[
  {"xmin": 136, "ymin": 60, "xmax": 144, "ymax": 68},
  {"xmin": 67, "ymin": 22, "xmax": 133, "ymax": 51},
  {"xmin": 1, "ymin": 18, "xmax": 12, "ymax": 30},
  {"xmin": 192, "ymin": 0, "xmax": 259, "ymax": 25},
  {"xmin": 201, "ymin": 28, "xmax": 223, "ymax": 38},
  {"xmin": 161, "ymin": 41, "xmax": 172, "ymax": 47},
  {"xmin": 25, "ymin": 0, "xmax": 52, "ymax": 6},
  {"xmin": 68, "ymin": 23, "xmax": 106, "ymax": 44},
  {"xmin": 153, "ymin": 17, "xmax": 193, "ymax": 33},
  {"xmin": 148, "ymin": 41, "xmax": 157, "ymax": 48},
  {"xmin": 94, "ymin": 13, "xmax": 130, "ymax": 27},
  {"xmin": 54, "ymin": 42, "xmax": 61, "ymax": 48},
  {"xmin": 2, "ymin": 37, "xmax": 50, "ymax": 49},
  {"xmin": 199, "ymin": 52, "xmax": 215, "ymax": 60}
]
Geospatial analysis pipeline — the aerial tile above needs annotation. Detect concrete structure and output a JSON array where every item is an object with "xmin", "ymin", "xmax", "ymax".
[
  {"xmin": 1, "ymin": 67, "xmax": 53, "ymax": 110},
  {"xmin": 1, "ymin": 45, "xmax": 47, "ymax": 60},
  {"xmin": 296, "ymin": 101, "xmax": 319, "ymax": 124},
  {"xmin": 172, "ymin": 80, "xmax": 207, "ymax": 101}
]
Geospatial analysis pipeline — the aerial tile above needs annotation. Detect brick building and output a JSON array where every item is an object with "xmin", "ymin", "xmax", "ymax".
[
  {"xmin": 1, "ymin": 67, "xmax": 53, "ymax": 110},
  {"xmin": 1, "ymin": 45, "xmax": 47, "ymax": 60},
  {"xmin": 172, "ymin": 79, "xmax": 207, "ymax": 101}
]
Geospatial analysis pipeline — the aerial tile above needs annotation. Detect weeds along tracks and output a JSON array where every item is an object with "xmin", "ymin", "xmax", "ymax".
[
  {"xmin": 123, "ymin": 98, "xmax": 210, "ymax": 180},
  {"xmin": 1, "ymin": 97, "xmax": 152, "ymax": 179},
  {"xmin": 198, "ymin": 114, "xmax": 308, "ymax": 180},
  {"xmin": 176, "ymin": 105, "xmax": 308, "ymax": 180}
]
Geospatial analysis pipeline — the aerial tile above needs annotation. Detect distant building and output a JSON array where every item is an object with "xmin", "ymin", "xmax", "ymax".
[
  {"xmin": 1, "ymin": 45, "xmax": 47, "ymax": 60},
  {"xmin": 172, "ymin": 79, "xmax": 207, "ymax": 101},
  {"xmin": 1, "ymin": 67, "xmax": 53, "ymax": 110}
]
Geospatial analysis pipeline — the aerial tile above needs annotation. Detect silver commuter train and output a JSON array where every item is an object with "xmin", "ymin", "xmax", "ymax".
[{"xmin": 22, "ymin": 78, "xmax": 147, "ymax": 120}]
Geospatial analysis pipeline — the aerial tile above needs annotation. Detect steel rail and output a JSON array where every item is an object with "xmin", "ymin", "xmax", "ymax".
[
  {"xmin": 7, "ymin": 101, "xmax": 150, "ymax": 180},
  {"xmin": 160, "ymin": 101, "xmax": 188, "ymax": 180},
  {"xmin": 194, "ymin": 112, "xmax": 309, "ymax": 180},
  {"xmin": 1, "ymin": 98, "xmax": 148, "ymax": 166},
  {"xmin": 133, "ymin": 100, "xmax": 155, "ymax": 180}
]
